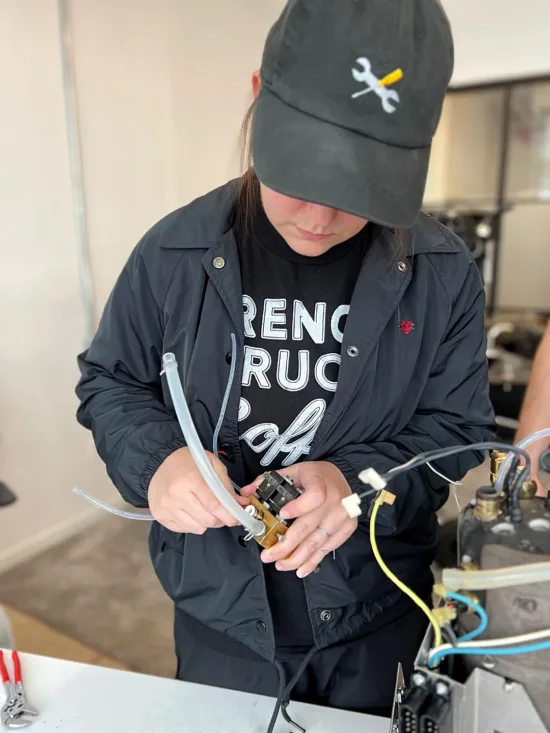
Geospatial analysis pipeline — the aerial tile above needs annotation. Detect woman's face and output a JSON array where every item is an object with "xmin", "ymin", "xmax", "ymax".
[
  {"xmin": 251, "ymin": 71, "xmax": 368, "ymax": 256},
  {"xmin": 260, "ymin": 183, "xmax": 368, "ymax": 257}
]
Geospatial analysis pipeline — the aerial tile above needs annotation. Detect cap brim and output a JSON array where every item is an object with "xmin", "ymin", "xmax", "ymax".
[{"xmin": 252, "ymin": 87, "xmax": 430, "ymax": 230}]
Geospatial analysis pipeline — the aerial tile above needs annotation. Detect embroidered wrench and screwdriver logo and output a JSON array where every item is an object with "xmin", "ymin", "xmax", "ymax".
[{"xmin": 351, "ymin": 57, "xmax": 403, "ymax": 114}]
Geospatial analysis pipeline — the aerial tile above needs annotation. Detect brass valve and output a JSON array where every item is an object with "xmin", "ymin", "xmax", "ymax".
[
  {"xmin": 490, "ymin": 451, "xmax": 507, "ymax": 486},
  {"xmin": 247, "ymin": 471, "xmax": 302, "ymax": 550},
  {"xmin": 490, "ymin": 450, "xmax": 537, "ymax": 501},
  {"xmin": 246, "ymin": 497, "xmax": 289, "ymax": 549},
  {"xmin": 473, "ymin": 486, "xmax": 503, "ymax": 522}
]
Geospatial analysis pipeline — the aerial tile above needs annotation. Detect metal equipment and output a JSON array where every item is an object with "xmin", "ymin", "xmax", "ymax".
[
  {"xmin": 388, "ymin": 449, "xmax": 550, "ymax": 733},
  {"xmin": 245, "ymin": 470, "xmax": 302, "ymax": 549}
]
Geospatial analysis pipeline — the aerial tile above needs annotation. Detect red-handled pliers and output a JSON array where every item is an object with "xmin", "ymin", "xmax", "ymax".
[{"xmin": 0, "ymin": 651, "xmax": 38, "ymax": 728}]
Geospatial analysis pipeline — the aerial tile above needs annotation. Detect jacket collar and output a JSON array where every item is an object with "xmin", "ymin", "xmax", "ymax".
[{"xmin": 159, "ymin": 180, "xmax": 462, "ymax": 257}]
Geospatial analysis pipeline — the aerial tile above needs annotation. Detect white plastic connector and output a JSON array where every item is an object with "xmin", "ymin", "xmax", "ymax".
[
  {"xmin": 358, "ymin": 468, "xmax": 387, "ymax": 490},
  {"xmin": 342, "ymin": 494, "xmax": 363, "ymax": 519}
]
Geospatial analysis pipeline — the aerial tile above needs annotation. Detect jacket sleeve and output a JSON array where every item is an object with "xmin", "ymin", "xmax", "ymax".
[
  {"xmin": 327, "ymin": 264, "xmax": 495, "ymax": 535},
  {"xmin": 76, "ymin": 244, "xmax": 185, "ymax": 508}
]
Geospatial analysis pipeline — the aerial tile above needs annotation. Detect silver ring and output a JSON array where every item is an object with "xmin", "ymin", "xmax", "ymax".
[{"xmin": 317, "ymin": 527, "xmax": 331, "ymax": 539}]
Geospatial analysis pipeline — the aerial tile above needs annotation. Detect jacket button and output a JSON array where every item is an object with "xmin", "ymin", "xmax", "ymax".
[
  {"xmin": 320, "ymin": 610, "xmax": 332, "ymax": 622},
  {"xmin": 347, "ymin": 345, "xmax": 360, "ymax": 358},
  {"xmin": 225, "ymin": 351, "xmax": 233, "ymax": 365},
  {"xmin": 256, "ymin": 621, "xmax": 267, "ymax": 633},
  {"xmin": 397, "ymin": 261, "xmax": 408, "ymax": 273},
  {"xmin": 213, "ymin": 256, "xmax": 225, "ymax": 269},
  {"xmin": 237, "ymin": 535, "xmax": 249, "ymax": 548}
]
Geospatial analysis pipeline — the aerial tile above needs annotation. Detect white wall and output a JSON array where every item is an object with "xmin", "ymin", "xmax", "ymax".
[
  {"xmin": 442, "ymin": 0, "xmax": 550, "ymax": 87},
  {"xmin": 0, "ymin": 0, "xmax": 112, "ymax": 571},
  {"xmin": 0, "ymin": 0, "xmax": 281, "ymax": 570},
  {"xmin": 424, "ymin": 102, "xmax": 452, "ymax": 204},
  {"xmin": 424, "ymin": 90, "xmax": 505, "ymax": 207},
  {"xmin": 70, "ymin": 0, "xmax": 274, "ymax": 310},
  {"xmin": 497, "ymin": 83, "xmax": 550, "ymax": 310},
  {"xmin": 498, "ymin": 204, "xmax": 550, "ymax": 310}
]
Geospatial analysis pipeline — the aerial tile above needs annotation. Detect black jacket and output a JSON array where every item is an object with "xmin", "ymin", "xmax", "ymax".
[{"xmin": 76, "ymin": 181, "xmax": 494, "ymax": 662}]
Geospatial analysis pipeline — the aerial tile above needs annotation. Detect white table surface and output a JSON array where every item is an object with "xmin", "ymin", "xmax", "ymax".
[{"xmin": 1, "ymin": 651, "xmax": 391, "ymax": 733}]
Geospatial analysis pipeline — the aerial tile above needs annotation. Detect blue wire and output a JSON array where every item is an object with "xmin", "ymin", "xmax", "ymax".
[
  {"xmin": 430, "ymin": 640, "xmax": 550, "ymax": 669},
  {"xmin": 445, "ymin": 590, "xmax": 488, "ymax": 642}
]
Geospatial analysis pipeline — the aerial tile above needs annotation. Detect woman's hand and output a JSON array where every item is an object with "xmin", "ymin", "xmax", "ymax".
[
  {"xmin": 242, "ymin": 461, "xmax": 358, "ymax": 578},
  {"xmin": 149, "ymin": 447, "xmax": 248, "ymax": 534}
]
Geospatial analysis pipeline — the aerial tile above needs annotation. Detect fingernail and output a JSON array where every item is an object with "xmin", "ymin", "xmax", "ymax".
[
  {"xmin": 276, "ymin": 562, "xmax": 285, "ymax": 571},
  {"xmin": 261, "ymin": 551, "xmax": 272, "ymax": 563},
  {"xmin": 296, "ymin": 568, "xmax": 306, "ymax": 579}
]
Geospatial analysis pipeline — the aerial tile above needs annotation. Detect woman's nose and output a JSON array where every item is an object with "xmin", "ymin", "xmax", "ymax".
[{"xmin": 302, "ymin": 203, "xmax": 338, "ymax": 229}]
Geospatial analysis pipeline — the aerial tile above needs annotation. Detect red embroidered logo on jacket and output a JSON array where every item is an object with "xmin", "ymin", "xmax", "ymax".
[{"xmin": 400, "ymin": 320, "xmax": 415, "ymax": 335}]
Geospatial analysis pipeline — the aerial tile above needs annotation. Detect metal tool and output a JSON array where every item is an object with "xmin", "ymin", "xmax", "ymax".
[{"xmin": 1, "ymin": 651, "xmax": 38, "ymax": 729}]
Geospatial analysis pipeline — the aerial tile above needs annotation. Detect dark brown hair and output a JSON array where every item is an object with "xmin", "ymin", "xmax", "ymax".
[
  {"xmin": 235, "ymin": 100, "xmax": 407, "ymax": 257},
  {"xmin": 235, "ymin": 100, "xmax": 260, "ymax": 236}
]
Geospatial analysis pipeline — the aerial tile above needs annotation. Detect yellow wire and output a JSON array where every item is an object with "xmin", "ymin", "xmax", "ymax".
[{"xmin": 370, "ymin": 497, "xmax": 442, "ymax": 648}]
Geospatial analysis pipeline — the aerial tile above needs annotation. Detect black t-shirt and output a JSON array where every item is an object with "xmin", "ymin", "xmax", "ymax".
[{"xmin": 236, "ymin": 203, "xmax": 371, "ymax": 651}]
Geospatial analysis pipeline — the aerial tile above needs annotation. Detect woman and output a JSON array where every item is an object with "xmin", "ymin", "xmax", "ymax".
[
  {"xmin": 515, "ymin": 320, "xmax": 550, "ymax": 495},
  {"xmin": 76, "ymin": 0, "xmax": 494, "ymax": 728}
]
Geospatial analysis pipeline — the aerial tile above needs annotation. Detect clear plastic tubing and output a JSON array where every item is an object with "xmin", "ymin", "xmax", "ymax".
[
  {"xmin": 162, "ymin": 353, "xmax": 264, "ymax": 537},
  {"xmin": 73, "ymin": 487, "xmax": 154, "ymax": 520},
  {"xmin": 494, "ymin": 427, "xmax": 550, "ymax": 494},
  {"xmin": 442, "ymin": 561, "xmax": 550, "ymax": 591}
]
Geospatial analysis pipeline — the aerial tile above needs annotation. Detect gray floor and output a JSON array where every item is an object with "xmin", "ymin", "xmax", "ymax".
[
  {"xmin": 0, "ymin": 516, "xmax": 175, "ymax": 677},
  {"xmin": 0, "ymin": 465, "xmax": 486, "ymax": 676},
  {"xmin": 0, "ymin": 605, "xmax": 14, "ymax": 648}
]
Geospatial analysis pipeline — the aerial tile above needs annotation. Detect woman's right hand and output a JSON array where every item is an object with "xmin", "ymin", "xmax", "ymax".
[{"xmin": 148, "ymin": 447, "xmax": 248, "ymax": 534}]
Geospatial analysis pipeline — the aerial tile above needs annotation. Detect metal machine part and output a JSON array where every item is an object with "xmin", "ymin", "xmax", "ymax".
[
  {"xmin": 400, "ymin": 639, "xmax": 547, "ymax": 733},
  {"xmin": 490, "ymin": 449, "xmax": 538, "ymax": 500},
  {"xmin": 392, "ymin": 450, "xmax": 550, "ymax": 732},
  {"xmin": 398, "ymin": 671, "xmax": 453, "ymax": 733},
  {"xmin": 472, "ymin": 486, "xmax": 502, "ymax": 523},
  {"xmin": 489, "ymin": 450, "xmax": 507, "ymax": 486},
  {"xmin": 389, "ymin": 664, "xmax": 406, "ymax": 733},
  {"xmin": 246, "ymin": 471, "xmax": 302, "ymax": 550},
  {"xmin": 459, "ymin": 494, "xmax": 550, "ymax": 568}
]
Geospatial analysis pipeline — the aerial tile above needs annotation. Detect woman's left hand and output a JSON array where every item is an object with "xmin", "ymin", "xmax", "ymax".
[{"xmin": 241, "ymin": 461, "xmax": 358, "ymax": 578}]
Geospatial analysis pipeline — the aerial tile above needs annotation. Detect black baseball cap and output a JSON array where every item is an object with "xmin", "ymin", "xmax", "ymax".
[{"xmin": 252, "ymin": 0, "xmax": 454, "ymax": 229}]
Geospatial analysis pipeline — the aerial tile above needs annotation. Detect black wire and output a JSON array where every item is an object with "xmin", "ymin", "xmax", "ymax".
[
  {"xmin": 440, "ymin": 625, "xmax": 457, "ymax": 677},
  {"xmin": 503, "ymin": 456, "xmax": 520, "ymax": 494},
  {"xmin": 511, "ymin": 465, "xmax": 531, "ymax": 520},
  {"xmin": 267, "ymin": 662, "xmax": 287, "ymax": 733},
  {"xmin": 441, "ymin": 624, "xmax": 458, "ymax": 646},
  {"xmin": 380, "ymin": 442, "xmax": 531, "ymax": 483},
  {"xmin": 495, "ymin": 453, "xmax": 530, "ymax": 520},
  {"xmin": 358, "ymin": 441, "xmax": 532, "ymax": 521}
]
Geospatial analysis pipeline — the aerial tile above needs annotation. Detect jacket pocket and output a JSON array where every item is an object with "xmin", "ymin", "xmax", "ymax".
[
  {"xmin": 334, "ymin": 521, "xmax": 373, "ymax": 580},
  {"xmin": 150, "ymin": 523, "xmax": 187, "ymax": 604}
]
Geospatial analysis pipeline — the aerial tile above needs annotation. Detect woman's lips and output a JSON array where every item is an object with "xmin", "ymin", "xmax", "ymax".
[{"xmin": 294, "ymin": 226, "xmax": 332, "ymax": 242}]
